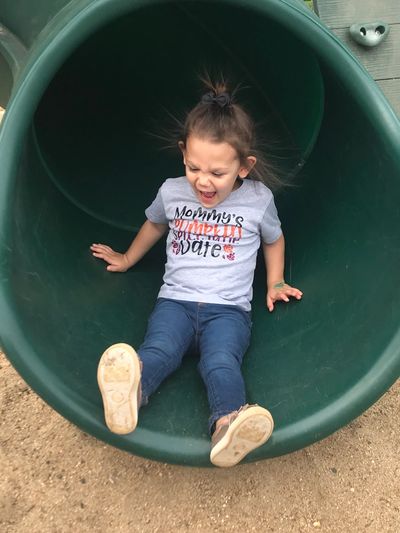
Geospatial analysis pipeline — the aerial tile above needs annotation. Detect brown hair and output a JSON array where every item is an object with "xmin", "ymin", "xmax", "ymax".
[{"xmin": 179, "ymin": 74, "xmax": 283, "ymax": 190}]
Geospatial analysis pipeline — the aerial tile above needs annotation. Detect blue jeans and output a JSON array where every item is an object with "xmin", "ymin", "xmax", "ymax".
[{"xmin": 138, "ymin": 298, "xmax": 252, "ymax": 434}]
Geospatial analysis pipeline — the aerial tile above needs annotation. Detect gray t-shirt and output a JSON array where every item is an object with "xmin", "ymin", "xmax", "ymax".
[{"xmin": 145, "ymin": 177, "xmax": 282, "ymax": 311}]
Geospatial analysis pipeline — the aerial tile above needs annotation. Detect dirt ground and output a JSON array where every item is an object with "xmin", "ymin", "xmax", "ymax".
[{"xmin": 1, "ymin": 350, "xmax": 399, "ymax": 533}]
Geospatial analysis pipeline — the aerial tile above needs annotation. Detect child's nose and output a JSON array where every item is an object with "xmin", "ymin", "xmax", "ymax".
[{"xmin": 198, "ymin": 173, "xmax": 211, "ymax": 187}]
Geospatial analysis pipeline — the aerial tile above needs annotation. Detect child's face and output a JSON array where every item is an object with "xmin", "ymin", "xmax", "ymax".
[{"xmin": 180, "ymin": 136, "xmax": 256, "ymax": 208}]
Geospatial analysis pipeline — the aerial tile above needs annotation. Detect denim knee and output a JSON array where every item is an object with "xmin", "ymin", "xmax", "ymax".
[{"xmin": 198, "ymin": 350, "xmax": 242, "ymax": 378}]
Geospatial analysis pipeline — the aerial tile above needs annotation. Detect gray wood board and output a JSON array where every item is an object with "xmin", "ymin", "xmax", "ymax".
[
  {"xmin": 332, "ymin": 25, "xmax": 400, "ymax": 80},
  {"xmin": 315, "ymin": 0, "xmax": 400, "ymax": 28},
  {"xmin": 377, "ymin": 79, "xmax": 400, "ymax": 117}
]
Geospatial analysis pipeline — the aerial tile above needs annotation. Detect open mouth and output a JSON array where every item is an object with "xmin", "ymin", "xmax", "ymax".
[{"xmin": 199, "ymin": 191, "xmax": 216, "ymax": 201}]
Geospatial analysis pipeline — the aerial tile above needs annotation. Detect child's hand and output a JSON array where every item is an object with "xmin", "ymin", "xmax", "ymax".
[
  {"xmin": 90, "ymin": 243, "xmax": 130, "ymax": 272},
  {"xmin": 266, "ymin": 282, "xmax": 303, "ymax": 312}
]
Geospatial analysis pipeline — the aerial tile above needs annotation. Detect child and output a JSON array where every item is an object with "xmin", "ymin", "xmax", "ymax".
[{"xmin": 91, "ymin": 78, "xmax": 302, "ymax": 467}]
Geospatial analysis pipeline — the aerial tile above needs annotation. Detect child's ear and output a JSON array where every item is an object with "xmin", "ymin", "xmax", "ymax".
[
  {"xmin": 178, "ymin": 141, "xmax": 186, "ymax": 155},
  {"xmin": 238, "ymin": 156, "xmax": 257, "ymax": 178},
  {"xmin": 178, "ymin": 141, "xmax": 186, "ymax": 164}
]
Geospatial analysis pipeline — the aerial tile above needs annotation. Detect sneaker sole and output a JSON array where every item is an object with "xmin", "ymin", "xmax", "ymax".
[
  {"xmin": 97, "ymin": 343, "xmax": 141, "ymax": 434},
  {"xmin": 210, "ymin": 406, "xmax": 274, "ymax": 467}
]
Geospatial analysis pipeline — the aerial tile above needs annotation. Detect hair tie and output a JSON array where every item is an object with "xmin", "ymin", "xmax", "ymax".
[{"xmin": 201, "ymin": 91, "xmax": 232, "ymax": 108}]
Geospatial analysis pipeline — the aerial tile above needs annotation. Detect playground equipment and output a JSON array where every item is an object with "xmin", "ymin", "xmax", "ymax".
[{"xmin": 0, "ymin": 0, "xmax": 399, "ymax": 466}]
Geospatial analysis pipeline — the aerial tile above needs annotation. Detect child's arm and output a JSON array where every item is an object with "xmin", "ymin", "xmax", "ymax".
[
  {"xmin": 263, "ymin": 234, "xmax": 303, "ymax": 312},
  {"xmin": 90, "ymin": 220, "xmax": 168, "ymax": 272}
]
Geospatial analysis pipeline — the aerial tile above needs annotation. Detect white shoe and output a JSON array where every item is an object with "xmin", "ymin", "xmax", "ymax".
[
  {"xmin": 210, "ymin": 404, "xmax": 274, "ymax": 467},
  {"xmin": 97, "ymin": 343, "xmax": 141, "ymax": 434}
]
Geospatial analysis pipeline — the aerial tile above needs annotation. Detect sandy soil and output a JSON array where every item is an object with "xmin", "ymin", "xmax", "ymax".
[{"xmin": 1, "ymin": 350, "xmax": 399, "ymax": 533}]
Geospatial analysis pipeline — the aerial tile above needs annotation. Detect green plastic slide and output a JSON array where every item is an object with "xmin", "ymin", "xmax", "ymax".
[{"xmin": 0, "ymin": 0, "xmax": 399, "ymax": 466}]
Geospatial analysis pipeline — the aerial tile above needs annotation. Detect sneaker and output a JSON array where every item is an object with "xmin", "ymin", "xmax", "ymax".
[
  {"xmin": 97, "ymin": 343, "xmax": 141, "ymax": 434},
  {"xmin": 210, "ymin": 404, "xmax": 274, "ymax": 467}
]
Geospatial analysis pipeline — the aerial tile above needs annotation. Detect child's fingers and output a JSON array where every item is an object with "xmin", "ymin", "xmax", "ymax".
[
  {"xmin": 281, "ymin": 286, "xmax": 303, "ymax": 299},
  {"xmin": 92, "ymin": 251, "xmax": 105, "ymax": 259},
  {"xmin": 91, "ymin": 243, "xmax": 113, "ymax": 253},
  {"xmin": 267, "ymin": 287, "xmax": 302, "ymax": 311},
  {"xmin": 90, "ymin": 243, "xmax": 126, "ymax": 272},
  {"xmin": 289, "ymin": 287, "xmax": 303, "ymax": 295},
  {"xmin": 92, "ymin": 252, "xmax": 119, "ymax": 268},
  {"xmin": 102, "ymin": 245, "xmax": 114, "ymax": 253},
  {"xmin": 286, "ymin": 289, "xmax": 302, "ymax": 299},
  {"xmin": 92, "ymin": 251, "xmax": 110, "ymax": 261}
]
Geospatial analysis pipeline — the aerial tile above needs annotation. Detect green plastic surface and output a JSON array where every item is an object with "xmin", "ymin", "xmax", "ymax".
[
  {"xmin": 0, "ymin": 22, "xmax": 27, "ymax": 107},
  {"xmin": 0, "ymin": 0, "xmax": 400, "ymax": 467},
  {"xmin": 0, "ymin": 52, "xmax": 12, "ymax": 108}
]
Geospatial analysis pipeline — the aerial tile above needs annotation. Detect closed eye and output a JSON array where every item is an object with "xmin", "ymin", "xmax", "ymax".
[{"xmin": 187, "ymin": 166, "xmax": 224, "ymax": 176}]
